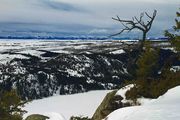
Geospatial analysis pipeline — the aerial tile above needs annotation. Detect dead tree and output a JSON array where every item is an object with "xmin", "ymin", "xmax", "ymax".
[{"xmin": 111, "ymin": 10, "xmax": 157, "ymax": 49}]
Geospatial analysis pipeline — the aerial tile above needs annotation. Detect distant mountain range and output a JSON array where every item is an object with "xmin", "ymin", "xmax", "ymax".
[
  {"xmin": 0, "ymin": 22, "xmax": 169, "ymax": 40},
  {"xmin": 0, "ymin": 35, "xmax": 168, "ymax": 40}
]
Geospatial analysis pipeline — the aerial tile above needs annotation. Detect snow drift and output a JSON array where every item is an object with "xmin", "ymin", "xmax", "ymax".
[
  {"xmin": 106, "ymin": 85, "xmax": 180, "ymax": 120},
  {"xmin": 24, "ymin": 90, "xmax": 111, "ymax": 120}
]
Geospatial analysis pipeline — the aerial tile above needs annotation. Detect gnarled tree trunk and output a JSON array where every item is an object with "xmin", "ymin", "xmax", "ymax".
[{"xmin": 111, "ymin": 10, "xmax": 157, "ymax": 51}]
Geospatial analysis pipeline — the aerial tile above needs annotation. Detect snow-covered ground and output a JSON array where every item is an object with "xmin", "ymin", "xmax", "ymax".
[
  {"xmin": 110, "ymin": 49, "xmax": 125, "ymax": 54},
  {"xmin": 24, "ymin": 84, "xmax": 180, "ymax": 120},
  {"xmin": 24, "ymin": 90, "xmax": 111, "ymax": 120},
  {"xmin": 106, "ymin": 86, "xmax": 180, "ymax": 120},
  {"xmin": 0, "ymin": 39, "xmax": 172, "ymax": 64},
  {"xmin": 0, "ymin": 39, "xmax": 127, "ymax": 64}
]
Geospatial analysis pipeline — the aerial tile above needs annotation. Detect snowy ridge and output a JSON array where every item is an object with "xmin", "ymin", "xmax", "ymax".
[{"xmin": 106, "ymin": 86, "xmax": 180, "ymax": 120}]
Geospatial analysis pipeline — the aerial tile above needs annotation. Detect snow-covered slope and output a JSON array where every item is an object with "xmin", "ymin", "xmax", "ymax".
[
  {"xmin": 24, "ymin": 90, "xmax": 111, "ymax": 120},
  {"xmin": 106, "ymin": 86, "xmax": 180, "ymax": 120},
  {"xmin": 1, "ymin": 40, "xmax": 179, "ymax": 100},
  {"xmin": 0, "ymin": 40, "xmax": 133, "ymax": 100}
]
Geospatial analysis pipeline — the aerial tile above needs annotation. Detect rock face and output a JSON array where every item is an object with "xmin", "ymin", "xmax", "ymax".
[
  {"xmin": 92, "ymin": 90, "xmax": 122, "ymax": 120},
  {"xmin": 92, "ymin": 85, "xmax": 134, "ymax": 120}
]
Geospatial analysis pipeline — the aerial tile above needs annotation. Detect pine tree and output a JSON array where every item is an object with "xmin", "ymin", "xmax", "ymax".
[
  {"xmin": 136, "ymin": 42, "xmax": 159, "ymax": 80},
  {"xmin": 0, "ymin": 89, "xmax": 27, "ymax": 120},
  {"xmin": 165, "ymin": 10, "xmax": 180, "ymax": 51}
]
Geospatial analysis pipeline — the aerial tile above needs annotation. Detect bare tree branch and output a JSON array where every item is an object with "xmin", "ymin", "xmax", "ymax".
[
  {"xmin": 145, "ymin": 12, "xmax": 153, "ymax": 19},
  {"xmin": 111, "ymin": 10, "xmax": 157, "ymax": 42},
  {"xmin": 146, "ymin": 10, "xmax": 157, "ymax": 31}
]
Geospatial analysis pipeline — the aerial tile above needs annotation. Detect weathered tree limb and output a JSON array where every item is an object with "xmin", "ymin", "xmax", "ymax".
[{"xmin": 111, "ymin": 10, "xmax": 157, "ymax": 43}]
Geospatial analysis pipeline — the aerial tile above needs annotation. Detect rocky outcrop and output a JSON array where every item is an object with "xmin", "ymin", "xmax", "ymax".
[
  {"xmin": 25, "ymin": 114, "xmax": 49, "ymax": 120},
  {"xmin": 92, "ymin": 90, "xmax": 120, "ymax": 120},
  {"xmin": 92, "ymin": 85, "xmax": 134, "ymax": 120}
]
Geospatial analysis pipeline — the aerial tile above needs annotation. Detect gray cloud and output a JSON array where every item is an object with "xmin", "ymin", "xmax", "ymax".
[
  {"xmin": 0, "ymin": 0, "xmax": 178, "ymax": 37},
  {"xmin": 38, "ymin": 0, "xmax": 85, "ymax": 12}
]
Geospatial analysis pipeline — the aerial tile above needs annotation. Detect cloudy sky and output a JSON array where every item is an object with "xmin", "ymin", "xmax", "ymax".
[{"xmin": 0, "ymin": 0, "xmax": 179, "ymax": 38}]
